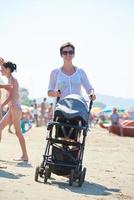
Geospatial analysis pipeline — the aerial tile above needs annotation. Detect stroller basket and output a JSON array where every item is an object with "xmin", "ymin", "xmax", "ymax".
[
  {"xmin": 52, "ymin": 145, "xmax": 79, "ymax": 164},
  {"xmin": 48, "ymin": 145, "xmax": 79, "ymax": 175}
]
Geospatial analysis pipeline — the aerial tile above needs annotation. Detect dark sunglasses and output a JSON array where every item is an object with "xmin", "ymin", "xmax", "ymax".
[{"xmin": 62, "ymin": 50, "xmax": 74, "ymax": 55}]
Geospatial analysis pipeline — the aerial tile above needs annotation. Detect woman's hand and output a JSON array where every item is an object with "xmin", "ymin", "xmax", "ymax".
[
  {"xmin": 88, "ymin": 89, "xmax": 96, "ymax": 101},
  {"xmin": 89, "ymin": 94, "xmax": 96, "ymax": 101},
  {"xmin": 0, "ymin": 57, "xmax": 5, "ymax": 65},
  {"xmin": 54, "ymin": 90, "xmax": 61, "ymax": 97},
  {"xmin": 0, "ymin": 84, "xmax": 13, "ymax": 91},
  {"xmin": 48, "ymin": 90, "xmax": 61, "ymax": 98}
]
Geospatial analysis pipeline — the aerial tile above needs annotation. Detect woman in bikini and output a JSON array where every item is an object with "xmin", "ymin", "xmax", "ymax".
[{"xmin": 0, "ymin": 57, "xmax": 28, "ymax": 161}]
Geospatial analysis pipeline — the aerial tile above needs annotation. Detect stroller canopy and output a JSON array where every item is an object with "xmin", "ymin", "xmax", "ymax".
[{"xmin": 54, "ymin": 94, "xmax": 89, "ymax": 125}]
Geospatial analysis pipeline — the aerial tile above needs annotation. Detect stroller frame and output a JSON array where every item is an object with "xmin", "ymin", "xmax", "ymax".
[{"xmin": 35, "ymin": 96, "xmax": 93, "ymax": 187}]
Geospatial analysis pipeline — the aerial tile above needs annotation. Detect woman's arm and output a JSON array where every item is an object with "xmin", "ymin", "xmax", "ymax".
[
  {"xmin": 79, "ymin": 69, "xmax": 96, "ymax": 100},
  {"xmin": 0, "ymin": 84, "xmax": 13, "ymax": 90},
  {"xmin": 0, "ymin": 83, "xmax": 13, "ymax": 108},
  {"xmin": 47, "ymin": 69, "xmax": 60, "ymax": 97},
  {"xmin": 1, "ymin": 93, "xmax": 12, "ymax": 108}
]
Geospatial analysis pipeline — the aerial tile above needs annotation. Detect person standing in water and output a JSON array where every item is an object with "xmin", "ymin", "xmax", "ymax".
[{"xmin": 0, "ymin": 57, "xmax": 28, "ymax": 161}]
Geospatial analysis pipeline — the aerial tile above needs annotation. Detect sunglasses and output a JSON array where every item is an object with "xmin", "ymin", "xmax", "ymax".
[{"xmin": 62, "ymin": 50, "xmax": 74, "ymax": 55}]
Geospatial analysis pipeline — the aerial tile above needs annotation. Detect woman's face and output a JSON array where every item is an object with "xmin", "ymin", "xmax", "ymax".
[
  {"xmin": 61, "ymin": 46, "xmax": 74, "ymax": 61},
  {"xmin": 0, "ymin": 65, "xmax": 10, "ymax": 76}
]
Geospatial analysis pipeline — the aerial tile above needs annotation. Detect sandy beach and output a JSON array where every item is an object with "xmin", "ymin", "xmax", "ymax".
[{"xmin": 0, "ymin": 125, "xmax": 134, "ymax": 200}]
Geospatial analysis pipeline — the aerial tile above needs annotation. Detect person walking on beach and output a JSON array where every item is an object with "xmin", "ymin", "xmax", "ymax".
[
  {"xmin": 40, "ymin": 97, "xmax": 47, "ymax": 125},
  {"xmin": 48, "ymin": 103, "xmax": 53, "ymax": 121},
  {"xmin": 48, "ymin": 42, "xmax": 96, "ymax": 101},
  {"xmin": 0, "ymin": 58, "xmax": 28, "ymax": 161},
  {"xmin": 33, "ymin": 99, "xmax": 39, "ymax": 127}
]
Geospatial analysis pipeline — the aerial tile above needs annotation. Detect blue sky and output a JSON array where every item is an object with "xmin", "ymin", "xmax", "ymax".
[{"xmin": 0, "ymin": 0, "xmax": 134, "ymax": 99}]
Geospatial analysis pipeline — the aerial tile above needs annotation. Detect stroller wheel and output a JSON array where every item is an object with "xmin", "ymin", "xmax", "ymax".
[
  {"xmin": 78, "ymin": 167, "xmax": 86, "ymax": 187},
  {"xmin": 35, "ymin": 166, "xmax": 40, "ymax": 182},
  {"xmin": 46, "ymin": 166, "xmax": 51, "ymax": 178},
  {"xmin": 39, "ymin": 167, "xmax": 44, "ymax": 177},
  {"xmin": 44, "ymin": 166, "xmax": 51, "ymax": 183},
  {"xmin": 69, "ymin": 169, "xmax": 74, "ymax": 186}
]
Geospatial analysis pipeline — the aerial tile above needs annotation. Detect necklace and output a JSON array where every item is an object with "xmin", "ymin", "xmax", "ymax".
[{"xmin": 61, "ymin": 66, "xmax": 76, "ymax": 75}]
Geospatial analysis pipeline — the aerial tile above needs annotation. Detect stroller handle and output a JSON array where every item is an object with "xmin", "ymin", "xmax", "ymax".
[
  {"xmin": 88, "ymin": 90, "xmax": 94, "ymax": 112},
  {"xmin": 88, "ymin": 99, "xmax": 93, "ymax": 127},
  {"xmin": 89, "ymin": 99, "xmax": 93, "ymax": 112},
  {"xmin": 56, "ymin": 90, "xmax": 61, "ymax": 103}
]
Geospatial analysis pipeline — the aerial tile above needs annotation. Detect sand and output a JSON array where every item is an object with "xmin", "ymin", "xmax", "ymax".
[{"xmin": 0, "ymin": 125, "xmax": 134, "ymax": 200}]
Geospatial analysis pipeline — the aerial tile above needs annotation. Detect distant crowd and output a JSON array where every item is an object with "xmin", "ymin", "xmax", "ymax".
[
  {"xmin": 0, "ymin": 97, "xmax": 54, "ymax": 135},
  {"xmin": 31, "ymin": 98, "xmax": 53, "ymax": 127}
]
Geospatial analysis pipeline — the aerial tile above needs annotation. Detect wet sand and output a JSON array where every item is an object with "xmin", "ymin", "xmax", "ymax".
[{"xmin": 0, "ymin": 125, "xmax": 134, "ymax": 200}]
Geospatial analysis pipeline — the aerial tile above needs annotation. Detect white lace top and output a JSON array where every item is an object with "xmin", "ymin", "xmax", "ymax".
[{"xmin": 48, "ymin": 67, "xmax": 94, "ymax": 99}]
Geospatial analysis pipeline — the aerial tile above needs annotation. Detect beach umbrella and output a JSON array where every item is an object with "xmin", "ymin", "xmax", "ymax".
[
  {"xmin": 103, "ymin": 106, "xmax": 125, "ymax": 113},
  {"xmin": 91, "ymin": 107, "xmax": 102, "ymax": 114},
  {"xmin": 102, "ymin": 106, "xmax": 113, "ymax": 113},
  {"xmin": 117, "ymin": 106, "xmax": 126, "ymax": 113}
]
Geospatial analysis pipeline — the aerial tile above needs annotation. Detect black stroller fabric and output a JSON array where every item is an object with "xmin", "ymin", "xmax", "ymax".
[
  {"xmin": 36, "ymin": 94, "xmax": 90, "ymax": 178},
  {"xmin": 54, "ymin": 94, "xmax": 89, "ymax": 125}
]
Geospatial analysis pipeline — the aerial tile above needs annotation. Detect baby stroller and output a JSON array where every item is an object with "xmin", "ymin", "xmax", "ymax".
[{"xmin": 35, "ymin": 94, "xmax": 93, "ymax": 186}]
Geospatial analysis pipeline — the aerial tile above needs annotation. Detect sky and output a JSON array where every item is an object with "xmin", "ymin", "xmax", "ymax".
[{"xmin": 0, "ymin": 0, "xmax": 134, "ymax": 100}]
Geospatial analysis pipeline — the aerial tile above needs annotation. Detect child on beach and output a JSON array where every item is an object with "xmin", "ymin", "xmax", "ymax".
[
  {"xmin": 21, "ymin": 112, "xmax": 32, "ymax": 134},
  {"xmin": 0, "ymin": 57, "xmax": 29, "ymax": 161}
]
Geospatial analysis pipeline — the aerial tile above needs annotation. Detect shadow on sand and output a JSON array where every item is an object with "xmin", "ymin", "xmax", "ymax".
[
  {"xmin": 16, "ymin": 162, "xmax": 33, "ymax": 168},
  {"xmin": 0, "ymin": 169, "xmax": 26, "ymax": 179},
  {"xmin": 0, "ymin": 159, "xmax": 33, "ymax": 168},
  {"xmin": 52, "ymin": 180, "xmax": 120, "ymax": 196}
]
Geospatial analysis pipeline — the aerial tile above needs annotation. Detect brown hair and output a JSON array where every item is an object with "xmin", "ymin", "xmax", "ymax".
[
  {"xmin": 3, "ymin": 62, "xmax": 17, "ymax": 73},
  {"xmin": 60, "ymin": 42, "xmax": 75, "ymax": 55}
]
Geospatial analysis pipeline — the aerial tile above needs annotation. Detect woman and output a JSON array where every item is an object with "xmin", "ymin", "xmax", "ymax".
[
  {"xmin": 0, "ymin": 57, "xmax": 28, "ymax": 161},
  {"xmin": 40, "ymin": 97, "xmax": 47, "ymax": 125},
  {"xmin": 48, "ymin": 42, "xmax": 96, "ymax": 100}
]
